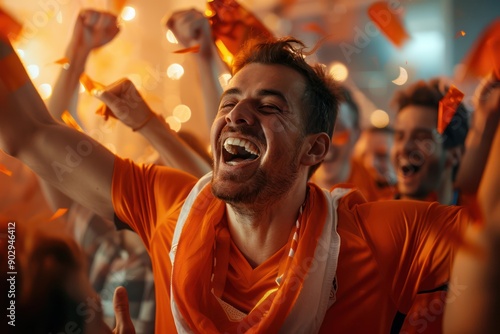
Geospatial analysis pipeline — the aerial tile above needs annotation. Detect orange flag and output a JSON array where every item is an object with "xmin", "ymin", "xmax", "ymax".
[
  {"xmin": 368, "ymin": 2, "xmax": 410, "ymax": 48},
  {"xmin": 207, "ymin": 0, "xmax": 274, "ymax": 66},
  {"xmin": 459, "ymin": 19, "xmax": 500, "ymax": 81},
  {"xmin": 438, "ymin": 85, "xmax": 464, "ymax": 135},
  {"xmin": 0, "ymin": 7, "xmax": 22, "ymax": 42}
]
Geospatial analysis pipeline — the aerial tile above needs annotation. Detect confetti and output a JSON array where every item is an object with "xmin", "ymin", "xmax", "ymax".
[
  {"xmin": 79, "ymin": 73, "xmax": 105, "ymax": 94},
  {"xmin": 437, "ymin": 85, "xmax": 464, "ymax": 135},
  {"xmin": 368, "ymin": 2, "xmax": 410, "ymax": 48},
  {"xmin": 61, "ymin": 111, "xmax": 84, "ymax": 132},
  {"xmin": 302, "ymin": 22, "xmax": 329, "ymax": 37},
  {"xmin": 173, "ymin": 45, "xmax": 200, "ymax": 54},
  {"xmin": 0, "ymin": 163, "xmax": 12, "ymax": 176},
  {"xmin": 95, "ymin": 103, "xmax": 117, "ymax": 121},
  {"xmin": 455, "ymin": 30, "xmax": 466, "ymax": 38},
  {"xmin": 54, "ymin": 57, "xmax": 70, "ymax": 69},
  {"xmin": 49, "ymin": 208, "xmax": 68, "ymax": 221}
]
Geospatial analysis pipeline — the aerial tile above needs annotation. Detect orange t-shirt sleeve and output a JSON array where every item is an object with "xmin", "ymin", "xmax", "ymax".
[
  {"xmin": 350, "ymin": 199, "xmax": 469, "ymax": 312},
  {"xmin": 111, "ymin": 156, "xmax": 197, "ymax": 249}
]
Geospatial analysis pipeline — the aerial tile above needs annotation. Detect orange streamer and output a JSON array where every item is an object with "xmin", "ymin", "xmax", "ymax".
[
  {"xmin": 49, "ymin": 208, "xmax": 68, "ymax": 221},
  {"xmin": 368, "ymin": 2, "xmax": 410, "ymax": 48},
  {"xmin": 437, "ymin": 85, "xmax": 464, "ymax": 135}
]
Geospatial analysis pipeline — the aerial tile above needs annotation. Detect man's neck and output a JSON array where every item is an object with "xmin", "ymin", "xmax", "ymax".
[{"xmin": 225, "ymin": 186, "xmax": 308, "ymax": 268}]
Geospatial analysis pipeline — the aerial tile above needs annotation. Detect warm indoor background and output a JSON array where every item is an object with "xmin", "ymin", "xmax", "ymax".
[{"xmin": 1, "ymin": 0, "xmax": 499, "ymax": 160}]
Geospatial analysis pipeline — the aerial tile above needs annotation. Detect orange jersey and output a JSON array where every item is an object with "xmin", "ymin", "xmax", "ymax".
[
  {"xmin": 112, "ymin": 157, "xmax": 469, "ymax": 333},
  {"xmin": 345, "ymin": 158, "xmax": 396, "ymax": 202}
]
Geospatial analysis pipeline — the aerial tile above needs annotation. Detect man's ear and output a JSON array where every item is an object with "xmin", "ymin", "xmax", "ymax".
[
  {"xmin": 300, "ymin": 132, "xmax": 330, "ymax": 167},
  {"xmin": 446, "ymin": 146, "xmax": 464, "ymax": 168}
]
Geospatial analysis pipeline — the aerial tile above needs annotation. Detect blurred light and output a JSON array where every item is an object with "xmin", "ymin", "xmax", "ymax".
[
  {"xmin": 173, "ymin": 104, "xmax": 191, "ymax": 123},
  {"xmin": 370, "ymin": 109, "xmax": 390, "ymax": 128},
  {"xmin": 121, "ymin": 6, "xmax": 136, "ymax": 21},
  {"xmin": 16, "ymin": 49, "xmax": 25, "ymax": 59},
  {"xmin": 39, "ymin": 83, "xmax": 52, "ymax": 100},
  {"xmin": 166, "ymin": 30, "xmax": 178, "ymax": 44},
  {"xmin": 56, "ymin": 11, "xmax": 63, "ymax": 24},
  {"xmin": 167, "ymin": 63, "xmax": 184, "ymax": 80},
  {"xmin": 166, "ymin": 116, "xmax": 181, "ymax": 132},
  {"xmin": 27, "ymin": 65, "xmax": 40, "ymax": 79},
  {"xmin": 329, "ymin": 62, "xmax": 349, "ymax": 82},
  {"xmin": 218, "ymin": 73, "xmax": 232, "ymax": 88},
  {"xmin": 205, "ymin": 8, "xmax": 215, "ymax": 17},
  {"xmin": 392, "ymin": 66, "xmax": 408, "ymax": 86},
  {"xmin": 79, "ymin": 83, "xmax": 86, "ymax": 93}
]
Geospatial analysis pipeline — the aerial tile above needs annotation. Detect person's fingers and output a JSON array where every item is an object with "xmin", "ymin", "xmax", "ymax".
[{"xmin": 112, "ymin": 286, "xmax": 136, "ymax": 334}]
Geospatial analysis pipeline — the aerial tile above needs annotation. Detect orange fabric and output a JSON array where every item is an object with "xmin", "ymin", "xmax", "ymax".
[
  {"xmin": 401, "ymin": 291, "xmax": 445, "ymax": 334},
  {"xmin": 438, "ymin": 85, "xmax": 464, "ymax": 135},
  {"xmin": 171, "ymin": 182, "xmax": 328, "ymax": 333},
  {"xmin": 207, "ymin": 0, "xmax": 274, "ymax": 66},
  {"xmin": 112, "ymin": 157, "xmax": 468, "ymax": 333},
  {"xmin": 460, "ymin": 19, "xmax": 500, "ymax": 80},
  {"xmin": 345, "ymin": 158, "xmax": 396, "ymax": 202},
  {"xmin": 368, "ymin": 2, "xmax": 410, "ymax": 48}
]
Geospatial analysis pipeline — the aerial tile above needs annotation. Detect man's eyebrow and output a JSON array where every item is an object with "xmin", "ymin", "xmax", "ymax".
[
  {"xmin": 220, "ymin": 88, "xmax": 241, "ymax": 101},
  {"xmin": 257, "ymin": 89, "xmax": 288, "ymax": 104},
  {"xmin": 219, "ymin": 88, "xmax": 288, "ymax": 104}
]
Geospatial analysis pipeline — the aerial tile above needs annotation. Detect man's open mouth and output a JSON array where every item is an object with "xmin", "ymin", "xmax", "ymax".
[{"xmin": 223, "ymin": 137, "xmax": 260, "ymax": 165}]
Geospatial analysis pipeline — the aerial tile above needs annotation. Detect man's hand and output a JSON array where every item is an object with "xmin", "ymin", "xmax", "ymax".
[
  {"xmin": 94, "ymin": 78, "xmax": 155, "ymax": 131},
  {"xmin": 113, "ymin": 286, "xmax": 136, "ymax": 334},
  {"xmin": 70, "ymin": 9, "xmax": 120, "ymax": 56},
  {"xmin": 166, "ymin": 9, "xmax": 214, "ymax": 58}
]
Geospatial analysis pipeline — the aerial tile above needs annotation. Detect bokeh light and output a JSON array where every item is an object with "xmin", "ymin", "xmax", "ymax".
[
  {"xmin": 173, "ymin": 104, "xmax": 191, "ymax": 123},
  {"xmin": 121, "ymin": 6, "xmax": 136, "ymax": 21},
  {"xmin": 27, "ymin": 65, "xmax": 40, "ymax": 79},
  {"xmin": 167, "ymin": 63, "xmax": 184, "ymax": 80},
  {"xmin": 38, "ymin": 83, "xmax": 53, "ymax": 100},
  {"xmin": 166, "ymin": 116, "xmax": 181, "ymax": 132},
  {"xmin": 370, "ymin": 109, "xmax": 390, "ymax": 128},
  {"xmin": 329, "ymin": 62, "xmax": 349, "ymax": 82}
]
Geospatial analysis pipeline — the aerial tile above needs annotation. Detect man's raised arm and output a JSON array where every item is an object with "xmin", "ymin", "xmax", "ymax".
[{"xmin": 0, "ymin": 36, "xmax": 115, "ymax": 220}]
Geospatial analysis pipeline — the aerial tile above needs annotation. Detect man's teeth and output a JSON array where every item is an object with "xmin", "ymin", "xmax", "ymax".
[{"xmin": 223, "ymin": 137, "xmax": 259, "ymax": 156}]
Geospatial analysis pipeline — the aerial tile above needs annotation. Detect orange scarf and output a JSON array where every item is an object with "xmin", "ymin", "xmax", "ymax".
[{"xmin": 170, "ymin": 174, "xmax": 346, "ymax": 333}]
